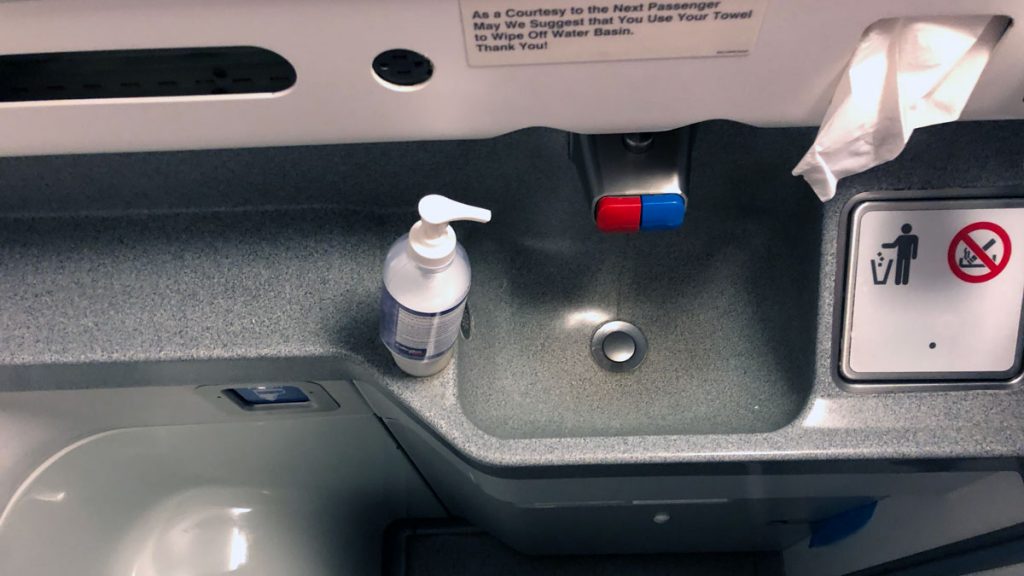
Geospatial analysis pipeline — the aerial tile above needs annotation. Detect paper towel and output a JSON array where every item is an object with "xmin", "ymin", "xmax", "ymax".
[{"xmin": 793, "ymin": 16, "xmax": 1010, "ymax": 201}]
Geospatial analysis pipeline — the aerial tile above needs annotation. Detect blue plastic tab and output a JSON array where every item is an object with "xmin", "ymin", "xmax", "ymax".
[
  {"xmin": 232, "ymin": 385, "xmax": 310, "ymax": 406},
  {"xmin": 640, "ymin": 194, "xmax": 685, "ymax": 230},
  {"xmin": 809, "ymin": 501, "xmax": 878, "ymax": 548}
]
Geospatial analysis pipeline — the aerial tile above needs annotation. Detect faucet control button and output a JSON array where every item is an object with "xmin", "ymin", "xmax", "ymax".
[
  {"xmin": 595, "ymin": 195, "xmax": 686, "ymax": 233},
  {"xmin": 602, "ymin": 331, "xmax": 637, "ymax": 363},
  {"xmin": 641, "ymin": 194, "xmax": 686, "ymax": 230},
  {"xmin": 595, "ymin": 196, "xmax": 641, "ymax": 233}
]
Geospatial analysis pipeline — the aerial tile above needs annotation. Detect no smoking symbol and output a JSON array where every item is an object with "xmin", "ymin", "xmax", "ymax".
[{"xmin": 947, "ymin": 221, "xmax": 1012, "ymax": 283}]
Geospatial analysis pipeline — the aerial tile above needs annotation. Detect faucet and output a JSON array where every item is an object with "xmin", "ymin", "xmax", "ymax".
[{"xmin": 569, "ymin": 128, "xmax": 690, "ymax": 233}]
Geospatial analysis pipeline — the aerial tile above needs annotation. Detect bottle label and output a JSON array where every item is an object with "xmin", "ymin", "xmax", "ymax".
[{"xmin": 380, "ymin": 287, "xmax": 466, "ymax": 361}]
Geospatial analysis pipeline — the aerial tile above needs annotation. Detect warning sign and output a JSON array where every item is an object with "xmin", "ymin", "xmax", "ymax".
[
  {"xmin": 843, "ymin": 200, "xmax": 1024, "ymax": 380},
  {"xmin": 458, "ymin": 0, "xmax": 768, "ymax": 67},
  {"xmin": 947, "ymin": 222, "xmax": 1012, "ymax": 283}
]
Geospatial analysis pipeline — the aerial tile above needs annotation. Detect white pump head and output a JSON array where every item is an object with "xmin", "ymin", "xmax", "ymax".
[{"xmin": 408, "ymin": 195, "xmax": 491, "ymax": 268}]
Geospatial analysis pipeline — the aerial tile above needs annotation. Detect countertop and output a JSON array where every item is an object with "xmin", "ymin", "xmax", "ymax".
[{"xmin": 2, "ymin": 122, "xmax": 1023, "ymax": 470}]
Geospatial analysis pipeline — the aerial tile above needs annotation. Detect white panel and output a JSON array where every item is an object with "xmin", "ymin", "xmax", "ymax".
[
  {"xmin": 844, "ymin": 200, "xmax": 1024, "ymax": 380},
  {"xmin": 0, "ymin": 0, "xmax": 1022, "ymax": 155}
]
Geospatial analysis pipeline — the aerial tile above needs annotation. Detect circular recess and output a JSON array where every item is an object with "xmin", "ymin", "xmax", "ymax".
[
  {"xmin": 603, "ymin": 331, "xmax": 636, "ymax": 363},
  {"xmin": 591, "ymin": 321, "xmax": 648, "ymax": 372},
  {"xmin": 372, "ymin": 49, "xmax": 433, "ymax": 89}
]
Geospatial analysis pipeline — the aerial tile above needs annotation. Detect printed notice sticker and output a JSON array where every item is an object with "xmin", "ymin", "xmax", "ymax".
[{"xmin": 458, "ymin": 0, "xmax": 768, "ymax": 67}]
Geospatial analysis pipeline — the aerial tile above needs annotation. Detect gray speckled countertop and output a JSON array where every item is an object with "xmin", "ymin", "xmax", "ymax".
[{"xmin": 1, "ymin": 122, "xmax": 1023, "ymax": 470}]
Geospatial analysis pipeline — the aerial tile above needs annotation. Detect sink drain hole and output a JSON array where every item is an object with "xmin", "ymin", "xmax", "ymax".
[{"xmin": 591, "ymin": 321, "xmax": 647, "ymax": 372}]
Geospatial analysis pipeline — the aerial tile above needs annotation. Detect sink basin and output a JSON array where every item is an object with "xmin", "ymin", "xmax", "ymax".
[{"xmin": 457, "ymin": 127, "xmax": 823, "ymax": 439}]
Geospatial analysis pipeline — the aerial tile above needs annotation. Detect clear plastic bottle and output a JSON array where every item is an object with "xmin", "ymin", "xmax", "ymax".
[{"xmin": 379, "ymin": 195, "xmax": 491, "ymax": 376}]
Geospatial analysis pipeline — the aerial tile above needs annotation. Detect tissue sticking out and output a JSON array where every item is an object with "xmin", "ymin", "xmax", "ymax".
[{"xmin": 792, "ymin": 16, "xmax": 1011, "ymax": 202}]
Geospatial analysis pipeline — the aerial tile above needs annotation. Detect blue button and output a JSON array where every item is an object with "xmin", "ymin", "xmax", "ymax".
[
  {"xmin": 640, "ymin": 194, "xmax": 686, "ymax": 230},
  {"xmin": 231, "ymin": 385, "xmax": 310, "ymax": 405}
]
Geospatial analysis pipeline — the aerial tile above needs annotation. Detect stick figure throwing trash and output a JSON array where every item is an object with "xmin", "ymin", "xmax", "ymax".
[{"xmin": 880, "ymin": 223, "xmax": 919, "ymax": 286}]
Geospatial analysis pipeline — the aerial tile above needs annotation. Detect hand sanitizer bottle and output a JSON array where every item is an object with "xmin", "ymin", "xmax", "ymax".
[{"xmin": 380, "ymin": 195, "xmax": 491, "ymax": 376}]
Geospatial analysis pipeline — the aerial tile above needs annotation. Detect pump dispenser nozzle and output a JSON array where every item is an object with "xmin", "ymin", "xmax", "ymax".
[{"xmin": 408, "ymin": 195, "xmax": 491, "ymax": 268}]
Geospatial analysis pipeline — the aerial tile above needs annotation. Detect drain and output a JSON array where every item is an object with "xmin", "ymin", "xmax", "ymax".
[{"xmin": 591, "ymin": 321, "xmax": 647, "ymax": 372}]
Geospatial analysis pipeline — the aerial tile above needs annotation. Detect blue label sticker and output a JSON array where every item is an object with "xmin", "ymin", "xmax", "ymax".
[{"xmin": 380, "ymin": 287, "xmax": 466, "ymax": 361}]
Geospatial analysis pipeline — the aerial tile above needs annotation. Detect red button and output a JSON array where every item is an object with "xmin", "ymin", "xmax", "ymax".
[{"xmin": 595, "ymin": 196, "xmax": 641, "ymax": 233}]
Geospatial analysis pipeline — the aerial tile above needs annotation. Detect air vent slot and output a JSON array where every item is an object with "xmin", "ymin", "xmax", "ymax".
[{"xmin": 0, "ymin": 46, "xmax": 296, "ymax": 103}]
